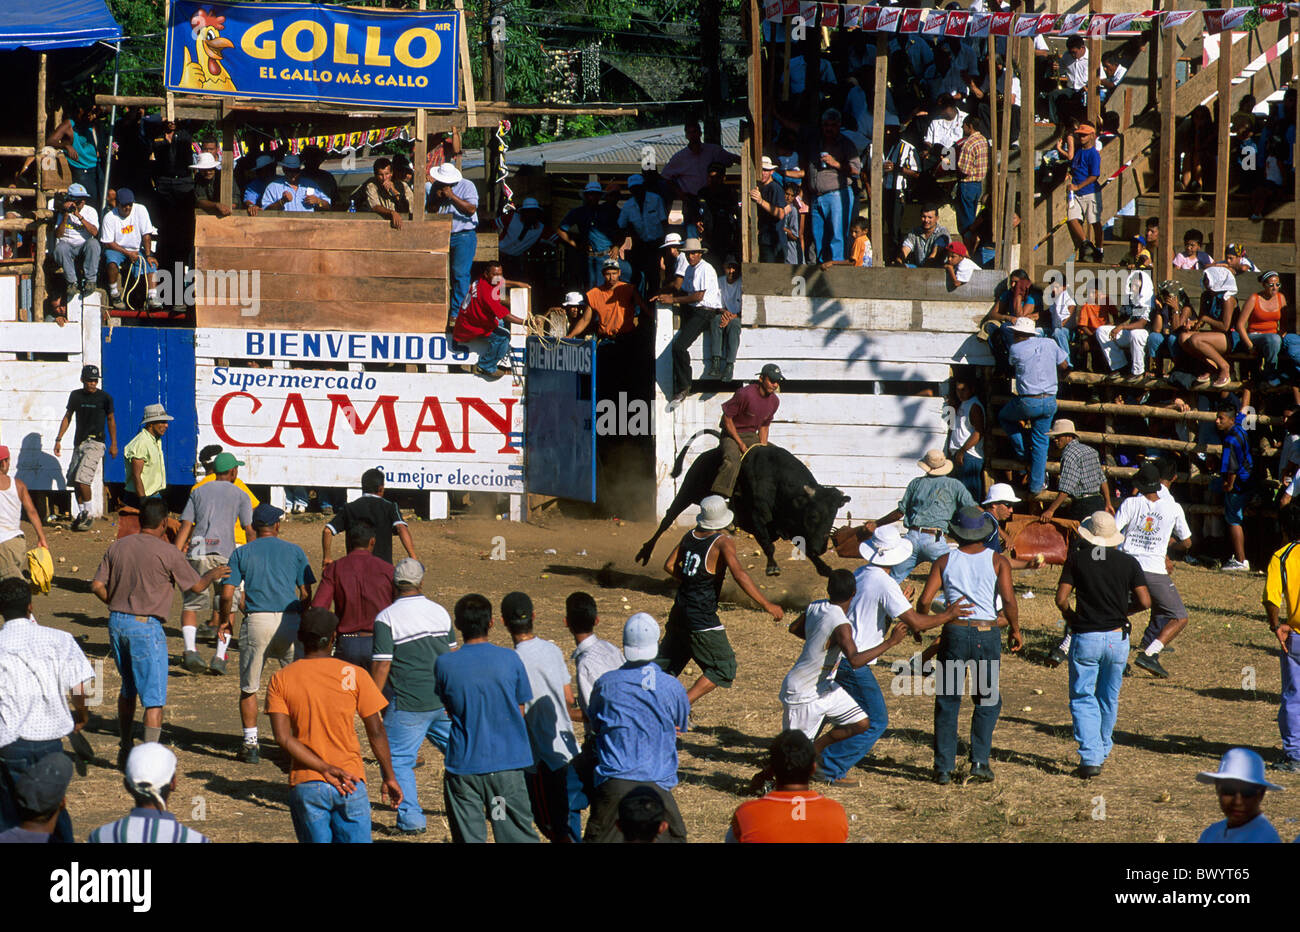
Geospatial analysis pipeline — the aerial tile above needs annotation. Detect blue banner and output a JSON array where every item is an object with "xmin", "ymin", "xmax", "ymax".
[
  {"xmin": 525, "ymin": 338, "xmax": 597, "ymax": 503},
  {"xmin": 164, "ymin": 1, "xmax": 460, "ymax": 109}
]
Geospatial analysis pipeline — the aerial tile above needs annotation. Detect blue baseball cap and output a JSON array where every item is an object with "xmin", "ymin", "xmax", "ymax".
[
  {"xmin": 66, "ymin": 183, "xmax": 90, "ymax": 199},
  {"xmin": 627, "ymin": 174, "xmax": 644, "ymax": 187},
  {"xmin": 116, "ymin": 187, "xmax": 134, "ymax": 206},
  {"xmin": 252, "ymin": 503, "xmax": 284, "ymax": 526}
]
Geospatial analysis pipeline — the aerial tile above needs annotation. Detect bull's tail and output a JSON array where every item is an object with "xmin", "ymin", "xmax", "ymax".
[{"xmin": 671, "ymin": 428, "xmax": 722, "ymax": 478}]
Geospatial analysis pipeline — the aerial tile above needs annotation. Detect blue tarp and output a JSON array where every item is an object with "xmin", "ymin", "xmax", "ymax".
[{"xmin": 0, "ymin": 0, "xmax": 122, "ymax": 51}]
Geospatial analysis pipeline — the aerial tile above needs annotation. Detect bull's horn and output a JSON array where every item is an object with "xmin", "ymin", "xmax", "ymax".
[{"xmin": 803, "ymin": 484, "xmax": 816, "ymax": 498}]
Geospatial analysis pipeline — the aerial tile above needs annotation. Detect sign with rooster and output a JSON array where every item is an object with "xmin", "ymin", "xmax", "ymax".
[{"xmin": 165, "ymin": 1, "xmax": 461, "ymax": 109}]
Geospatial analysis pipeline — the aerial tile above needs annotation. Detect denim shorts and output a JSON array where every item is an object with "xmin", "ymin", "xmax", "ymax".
[
  {"xmin": 108, "ymin": 611, "xmax": 169, "ymax": 707},
  {"xmin": 1224, "ymin": 489, "xmax": 1249, "ymax": 526}
]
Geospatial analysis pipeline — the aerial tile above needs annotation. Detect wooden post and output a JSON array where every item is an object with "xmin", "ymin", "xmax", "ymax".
[
  {"xmin": 488, "ymin": 0, "xmax": 506, "ymax": 217},
  {"xmin": 1213, "ymin": 33, "xmax": 1231, "ymax": 259},
  {"xmin": 749, "ymin": 0, "xmax": 764, "ymax": 163},
  {"xmin": 413, "ymin": 0, "xmax": 427, "ymax": 222},
  {"xmin": 1158, "ymin": 18, "xmax": 1177, "ymax": 281},
  {"xmin": 32, "ymin": 52, "xmax": 47, "ymax": 323},
  {"xmin": 741, "ymin": 123, "xmax": 754, "ymax": 263},
  {"xmin": 454, "ymin": 0, "xmax": 477, "ymax": 127},
  {"xmin": 1019, "ymin": 34, "xmax": 1036, "ymax": 279},
  {"xmin": 744, "ymin": 0, "xmax": 762, "ymax": 263},
  {"xmin": 997, "ymin": 35, "xmax": 1016, "ymax": 267},
  {"xmin": 988, "ymin": 36, "xmax": 1001, "ymax": 266},
  {"xmin": 219, "ymin": 108, "xmax": 235, "ymax": 212},
  {"xmin": 1087, "ymin": 0, "xmax": 1101, "ymax": 125},
  {"xmin": 782, "ymin": 17, "xmax": 792, "ymax": 102},
  {"xmin": 870, "ymin": 34, "xmax": 886, "ymax": 260}
]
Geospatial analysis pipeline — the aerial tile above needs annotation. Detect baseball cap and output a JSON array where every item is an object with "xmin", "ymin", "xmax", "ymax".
[
  {"xmin": 280, "ymin": 154, "xmax": 303, "ymax": 170},
  {"xmin": 501, "ymin": 591, "xmax": 534, "ymax": 623},
  {"xmin": 0, "ymin": 445, "xmax": 10, "ymax": 463},
  {"xmin": 212, "ymin": 451, "xmax": 244, "ymax": 473},
  {"xmin": 298, "ymin": 607, "xmax": 340, "ymax": 645},
  {"xmin": 80, "ymin": 364, "xmax": 100, "ymax": 381},
  {"xmin": 562, "ymin": 291, "xmax": 585, "ymax": 307},
  {"xmin": 583, "ymin": 181, "xmax": 603, "ymax": 194},
  {"xmin": 252, "ymin": 503, "xmax": 284, "ymax": 526},
  {"xmin": 254, "ymin": 154, "xmax": 275, "ymax": 170},
  {"xmin": 760, "ymin": 363, "xmax": 785, "ymax": 383},
  {"xmin": 601, "ymin": 257, "xmax": 621, "ymax": 271},
  {"xmin": 12, "ymin": 752, "xmax": 72, "ymax": 815},
  {"xmin": 67, "ymin": 183, "xmax": 90, "ymax": 199},
  {"xmin": 125, "ymin": 743, "xmax": 176, "ymax": 807},
  {"xmin": 393, "ymin": 558, "xmax": 425, "ymax": 587},
  {"xmin": 627, "ymin": 173, "xmax": 645, "ymax": 187},
  {"xmin": 948, "ymin": 242, "xmax": 968, "ymax": 257},
  {"xmin": 116, "ymin": 187, "xmax": 135, "ymax": 206},
  {"xmin": 623, "ymin": 612, "xmax": 659, "ymax": 662}
]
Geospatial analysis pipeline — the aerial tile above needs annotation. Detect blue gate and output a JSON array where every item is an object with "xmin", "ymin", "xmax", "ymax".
[
  {"xmin": 525, "ymin": 337, "xmax": 596, "ymax": 502},
  {"xmin": 101, "ymin": 327, "xmax": 198, "ymax": 486}
]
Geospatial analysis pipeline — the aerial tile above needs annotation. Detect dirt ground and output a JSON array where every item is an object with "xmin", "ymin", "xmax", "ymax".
[{"xmin": 26, "ymin": 509, "xmax": 1300, "ymax": 844}]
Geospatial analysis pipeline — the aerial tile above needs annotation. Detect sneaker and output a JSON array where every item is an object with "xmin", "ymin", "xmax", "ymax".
[
  {"xmin": 1271, "ymin": 757, "xmax": 1300, "ymax": 773},
  {"xmin": 146, "ymin": 293, "xmax": 164, "ymax": 309},
  {"xmin": 209, "ymin": 656, "xmax": 227, "ymax": 676},
  {"xmin": 968, "ymin": 763, "xmax": 995, "ymax": 783},
  {"xmin": 71, "ymin": 512, "xmax": 93, "ymax": 532},
  {"xmin": 395, "ymin": 825, "xmax": 427, "ymax": 836},
  {"xmin": 1046, "ymin": 646, "xmax": 1067, "ymax": 668},
  {"xmin": 236, "ymin": 742, "xmax": 259, "ymax": 764},
  {"xmin": 1075, "ymin": 764, "xmax": 1103, "ymax": 779},
  {"xmin": 1223, "ymin": 558, "xmax": 1250, "ymax": 572},
  {"xmin": 182, "ymin": 650, "xmax": 208, "ymax": 674},
  {"xmin": 108, "ymin": 292, "xmax": 124, "ymax": 309},
  {"xmin": 1134, "ymin": 652, "xmax": 1170, "ymax": 678},
  {"xmin": 934, "ymin": 769, "xmax": 952, "ymax": 785},
  {"xmin": 812, "ymin": 768, "xmax": 860, "ymax": 788}
]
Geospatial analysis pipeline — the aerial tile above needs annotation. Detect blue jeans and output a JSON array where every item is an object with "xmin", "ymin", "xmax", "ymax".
[
  {"xmin": 1282, "ymin": 333, "xmax": 1300, "ymax": 379},
  {"xmin": 289, "ymin": 779, "xmax": 372, "ymax": 843},
  {"xmin": 1145, "ymin": 331, "xmax": 1171, "ymax": 364},
  {"xmin": 1280, "ymin": 631, "xmax": 1300, "ymax": 762},
  {"xmin": 933, "ymin": 625, "xmax": 1002, "ymax": 773},
  {"xmin": 1068, "ymin": 628, "xmax": 1128, "ymax": 766},
  {"xmin": 0, "ymin": 738, "xmax": 74, "ymax": 842},
  {"xmin": 811, "ymin": 187, "xmax": 851, "ymax": 262},
  {"xmin": 956, "ymin": 181, "xmax": 982, "ymax": 234},
  {"xmin": 108, "ymin": 612, "xmax": 169, "ymax": 708},
  {"xmin": 475, "ymin": 324, "xmax": 512, "ymax": 373},
  {"xmin": 951, "ymin": 452, "xmax": 985, "ymax": 502},
  {"xmin": 383, "ymin": 706, "xmax": 451, "ymax": 831},
  {"xmin": 448, "ymin": 229, "xmax": 477, "ymax": 322},
  {"xmin": 818, "ymin": 663, "xmax": 889, "ymax": 780},
  {"xmin": 890, "ymin": 528, "xmax": 955, "ymax": 583},
  {"xmin": 997, "ymin": 394, "xmax": 1057, "ymax": 493},
  {"xmin": 333, "ymin": 634, "xmax": 373, "ymax": 668},
  {"xmin": 1246, "ymin": 332, "xmax": 1282, "ymax": 379},
  {"xmin": 1051, "ymin": 324, "xmax": 1075, "ymax": 367}
]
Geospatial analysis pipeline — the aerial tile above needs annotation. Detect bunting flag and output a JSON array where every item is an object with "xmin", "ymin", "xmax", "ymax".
[{"xmin": 760, "ymin": 4, "xmax": 1296, "ymax": 39}]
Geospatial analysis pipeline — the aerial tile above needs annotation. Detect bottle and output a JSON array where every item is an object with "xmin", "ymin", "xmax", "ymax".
[{"xmin": 348, "ymin": 200, "xmax": 356, "ymax": 213}]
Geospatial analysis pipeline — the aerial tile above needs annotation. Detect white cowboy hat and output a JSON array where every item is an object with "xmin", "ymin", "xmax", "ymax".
[
  {"xmin": 1008, "ymin": 316, "xmax": 1039, "ymax": 336},
  {"xmin": 858, "ymin": 525, "xmax": 914, "ymax": 567},
  {"xmin": 430, "ymin": 163, "xmax": 462, "ymax": 185},
  {"xmin": 982, "ymin": 482, "xmax": 1019, "ymax": 506},
  {"xmin": 661, "ymin": 232, "xmax": 683, "ymax": 249},
  {"xmin": 1076, "ymin": 511, "xmax": 1124, "ymax": 548},
  {"xmin": 191, "ymin": 152, "xmax": 220, "ymax": 171},
  {"xmin": 696, "ymin": 495, "xmax": 734, "ymax": 531}
]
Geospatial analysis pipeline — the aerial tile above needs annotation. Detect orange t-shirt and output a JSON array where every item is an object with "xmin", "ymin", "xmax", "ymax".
[
  {"xmin": 1247, "ymin": 292, "xmax": 1285, "ymax": 334},
  {"xmin": 584, "ymin": 282, "xmax": 639, "ymax": 337},
  {"xmin": 1076, "ymin": 303, "xmax": 1113, "ymax": 330},
  {"xmin": 265, "ymin": 656, "xmax": 387, "ymax": 786},
  {"xmin": 730, "ymin": 791, "xmax": 849, "ymax": 843}
]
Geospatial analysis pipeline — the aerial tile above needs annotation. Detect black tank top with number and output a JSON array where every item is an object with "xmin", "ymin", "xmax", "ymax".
[{"xmin": 674, "ymin": 531, "xmax": 725, "ymax": 629}]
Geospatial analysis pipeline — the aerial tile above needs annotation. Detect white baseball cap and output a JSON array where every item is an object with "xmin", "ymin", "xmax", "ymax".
[
  {"xmin": 623, "ymin": 612, "xmax": 660, "ymax": 662},
  {"xmin": 125, "ymin": 743, "xmax": 177, "ymax": 807},
  {"xmin": 562, "ymin": 291, "xmax": 585, "ymax": 307}
]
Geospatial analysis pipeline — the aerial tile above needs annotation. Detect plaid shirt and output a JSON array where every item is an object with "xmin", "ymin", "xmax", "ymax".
[
  {"xmin": 1058, "ymin": 439, "xmax": 1105, "ymax": 500},
  {"xmin": 956, "ymin": 132, "xmax": 989, "ymax": 183}
]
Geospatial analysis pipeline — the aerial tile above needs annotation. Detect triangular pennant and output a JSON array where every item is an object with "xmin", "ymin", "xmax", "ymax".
[
  {"xmin": 860, "ymin": 5, "xmax": 880, "ymax": 30},
  {"xmin": 944, "ymin": 10, "xmax": 970, "ymax": 36},
  {"xmin": 1221, "ymin": 7, "xmax": 1252, "ymax": 29},
  {"xmin": 900, "ymin": 8, "xmax": 923, "ymax": 33},
  {"xmin": 819, "ymin": 3, "xmax": 841, "ymax": 27},
  {"xmin": 991, "ymin": 11, "xmax": 1014, "ymax": 35},
  {"xmin": 1261, "ymin": 3, "xmax": 1287, "ymax": 20},
  {"xmin": 1161, "ymin": 9, "xmax": 1196, "ymax": 30},
  {"xmin": 799, "ymin": 2, "xmax": 819, "ymax": 23},
  {"xmin": 1203, "ymin": 10, "xmax": 1226, "ymax": 33},
  {"xmin": 1058, "ymin": 12, "xmax": 1088, "ymax": 35},
  {"xmin": 843, "ymin": 3, "xmax": 861, "ymax": 29},
  {"xmin": 763, "ymin": 0, "xmax": 783, "ymax": 21},
  {"xmin": 1086, "ymin": 13, "xmax": 1111, "ymax": 37},
  {"xmin": 1035, "ymin": 13, "xmax": 1060, "ymax": 34},
  {"xmin": 968, "ymin": 12, "xmax": 993, "ymax": 37},
  {"xmin": 876, "ymin": 7, "xmax": 901, "ymax": 31},
  {"xmin": 921, "ymin": 10, "xmax": 947, "ymax": 35}
]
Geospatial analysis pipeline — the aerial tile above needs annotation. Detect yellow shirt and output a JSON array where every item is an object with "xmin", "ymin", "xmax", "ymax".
[
  {"xmin": 193, "ymin": 474, "xmax": 260, "ymax": 545},
  {"xmin": 123, "ymin": 429, "xmax": 166, "ymax": 496},
  {"xmin": 1264, "ymin": 542, "xmax": 1300, "ymax": 621}
]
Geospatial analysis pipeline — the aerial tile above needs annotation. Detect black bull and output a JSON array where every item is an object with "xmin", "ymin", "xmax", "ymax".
[{"xmin": 635, "ymin": 430, "xmax": 851, "ymax": 577}]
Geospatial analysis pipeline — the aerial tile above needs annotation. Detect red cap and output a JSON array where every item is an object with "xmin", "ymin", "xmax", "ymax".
[
  {"xmin": 0, "ymin": 446, "xmax": 9, "ymax": 463},
  {"xmin": 948, "ymin": 242, "xmax": 968, "ymax": 257}
]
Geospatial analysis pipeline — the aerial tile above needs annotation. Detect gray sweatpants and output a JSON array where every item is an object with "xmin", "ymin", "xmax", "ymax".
[{"xmin": 443, "ymin": 769, "xmax": 539, "ymax": 843}]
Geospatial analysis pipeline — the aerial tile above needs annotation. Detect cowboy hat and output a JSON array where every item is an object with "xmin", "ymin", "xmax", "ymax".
[
  {"xmin": 982, "ymin": 483, "xmax": 1019, "ymax": 506},
  {"xmin": 918, "ymin": 449, "xmax": 953, "ymax": 476},
  {"xmin": 681, "ymin": 237, "xmax": 705, "ymax": 253},
  {"xmin": 696, "ymin": 495, "xmax": 734, "ymax": 531},
  {"xmin": 1196, "ymin": 748, "xmax": 1283, "ymax": 792},
  {"xmin": 949, "ymin": 505, "xmax": 997, "ymax": 543},
  {"xmin": 1008, "ymin": 316, "xmax": 1038, "ymax": 336},
  {"xmin": 1077, "ymin": 511, "xmax": 1124, "ymax": 548},
  {"xmin": 858, "ymin": 525, "xmax": 914, "ymax": 567},
  {"xmin": 1047, "ymin": 419, "xmax": 1078, "ymax": 437},
  {"xmin": 140, "ymin": 403, "xmax": 174, "ymax": 425},
  {"xmin": 191, "ymin": 152, "xmax": 220, "ymax": 171},
  {"xmin": 429, "ymin": 163, "xmax": 462, "ymax": 185}
]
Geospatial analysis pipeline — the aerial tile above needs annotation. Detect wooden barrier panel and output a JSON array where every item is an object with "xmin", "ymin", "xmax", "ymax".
[{"xmin": 194, "ymin": 214, "xmax": 452, "ymax": 331}]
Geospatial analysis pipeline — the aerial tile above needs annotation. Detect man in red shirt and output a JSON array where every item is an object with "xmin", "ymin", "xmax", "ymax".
[
  {"xmin": 452, "ymin": 261, "xmax": 529, "ymax": 381},
  {"xmin": 712, "ymin": 363, "xmax": 783, "ymax": 497},
  {"xmin": 310, "ymin": 521, "xmax": 393, "ymax": 668},
  {"xmin": 729, "ymin": 730, "xmax": 848, "ymax": 843}
]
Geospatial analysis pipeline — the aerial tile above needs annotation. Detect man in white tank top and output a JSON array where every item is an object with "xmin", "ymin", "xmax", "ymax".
[
  {"xmin": 914, "ymin": 506, "xmax": 1020, "ymax": 785},
  {"xmin": 0, "ymin": 445, "xmax": 49, "ymax": 582}
]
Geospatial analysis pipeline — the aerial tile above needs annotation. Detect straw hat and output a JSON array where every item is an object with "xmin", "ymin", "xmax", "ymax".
[
  {"xmin": 917, "ymin": 449, "xmax": 953, "ymax": 476},
  {"xmin": 1047, "ymin": 419, "xmax": 1078, "ymax": 437},
  {"xmin": 1077, "ymin": 511, "xmax": 1123, "ymax": 548},
  {"xmin": 1008, "ymin": 317, "xmax": 1038, "ymax": 336},
  {"xmin": 696, "ymin": 495, "xmax": 735, "ymax": 531}
]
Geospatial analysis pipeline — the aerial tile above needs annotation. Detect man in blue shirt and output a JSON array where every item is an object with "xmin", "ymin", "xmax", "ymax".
[
  {"xmin": 997, "ymin": 318, "xmax": 1069, "ymax": 494},
  {"xmin": 434, "ymin": 593, "xmax": 539, "ymax": 843},
  {"xmin": 1065, "ymin": 122, "xmax": 1104, "ymax": 262},
  {"xmin": 583, "ymin": 613, "xmax": 690, "ymax": 843},
  {"xmin": 618, "ymin": 174, "xmax": 668, "ymax": 298},
  {"xmin": 260, "ymin": 154, "xmax": 330, "ymax": 212},
  {"xmin": 1215, "ymin": 401, "xmax": 1254, "ymax": 572}
]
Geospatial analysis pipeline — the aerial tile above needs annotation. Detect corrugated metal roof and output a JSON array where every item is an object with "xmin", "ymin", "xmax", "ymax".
[{"xmin": 461, "ymin": 117, "xmax": 742, "ymax": 174}]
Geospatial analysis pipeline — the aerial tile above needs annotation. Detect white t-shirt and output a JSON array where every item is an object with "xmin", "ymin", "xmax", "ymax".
[
  {"xmin": 58, "ymin": 205, "xmax": 98, "ymax": 246},
  {"xmin": 953, "ymin": 256, "xmax": 979, "ymax": 284},
  {"xmin": 949, "ymin": 396, "xmax": 985, "ymax": 460},
  {"xmin": 781, "ymin": 600, "xmax": 849, "ymax": 704},
  {"xmin": 1064, "ymin": 52, "xmax": 1091, "ymax": 91},
  {"xmin": 682, "ymin": 257, "xmax": 722, "ymax": 310},
  {"xmin": 100, "ymin": 204, "xmax": 157, "ymax": 252},
  {"xmin": 846, "ymin": 565, "xmax": 912, "ymax": 657},
  {"xmin": 1197, "ymin": 814, "xmax": 1282, "ymax": 844},
  {"xmin": 515, "ymin": 636, "xmax": 580, "ymax": 770},
  {"xmin": 1116, "ymin": 492, "xmax": 1192, "ymax": 575},
  {"xmin": 924, "ymin": 113, "xmax": 966, "ymax": 150},
  {"xmin": 721, "ymin": 277, "xmax": 742, "ymax": 316}
]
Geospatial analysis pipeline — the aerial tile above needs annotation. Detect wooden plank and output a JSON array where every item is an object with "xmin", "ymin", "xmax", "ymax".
[
  {"xmin": 195, "ymin": 214, "xmax": 453, "ymax": 251},
  {"xmin": 1159, "ymin": 20, "xmax": 1177, "ymax": 281},
  {"xmin": 741, "ymin": 262, "xmax": 1007, "ymax": 300},
  {"xmin": 0, "ymin": 322, "xmax": 84, "ymax": 354},
  {"xmin": 743, "ymin": 294, "xmax": 987, "ymax": 332},
  {"xmin": 194, "ymin": 247, "xmax": 442, "ymax": 279},
  {"xmin": 201, "ymin": 274, "xmax": 446, "ymax": 305},
  {"xmin": 675, "ymin": 425, "xmax": 945, "ymax": 459},
  {"xmin": 673, "ymin": 392, "xmax": 948, "ymax": 429},
  {"xmin": 672, "ymin": 323, "xmax": 991, "ymax": 365},
  {"xmin": 1020, "ymin": 35, "xmax": 1036, "ymax": 279},
  {"xmin": 196, "ymin": 301, "xmax": 448, "ymax": 332},
  {"xmin": 33, "ymin": 52, "xmax": 47, "ymax": 327}
]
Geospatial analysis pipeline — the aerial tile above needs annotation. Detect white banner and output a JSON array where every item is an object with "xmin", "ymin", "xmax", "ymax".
[
  {"xmin": 195, "ymin": 364, "xmax": 524, "ymax": 493},
  {"xmin": 195, "ymin": 327, "xmax": 483, "ymax": 365}
]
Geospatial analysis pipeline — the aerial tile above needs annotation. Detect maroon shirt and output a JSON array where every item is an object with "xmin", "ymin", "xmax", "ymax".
[
  {"xmin": 721, "ymin": 383, "xmax": 780, "ymax": 433},
  {"xmin": 311, "ymin": 548, "xmax": 393, "ymax": 635}
]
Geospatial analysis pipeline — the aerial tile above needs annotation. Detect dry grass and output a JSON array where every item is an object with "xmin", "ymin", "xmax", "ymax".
[{"xmin": 39, "ymin": 513, "xmax": 1299, "ymax": 843}]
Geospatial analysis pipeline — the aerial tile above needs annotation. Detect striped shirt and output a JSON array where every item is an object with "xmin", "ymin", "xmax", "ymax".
[
  {"xmin": 87, "ymin": 809, "xmax": 210, "ymax": 844},
  {"xmin": 1057, "ymin": 439, "xmax": 1105, "ymax": 500},
  {"xmin": 956, "ymin": 132, "xmax": 989, "ymax": 183}
]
